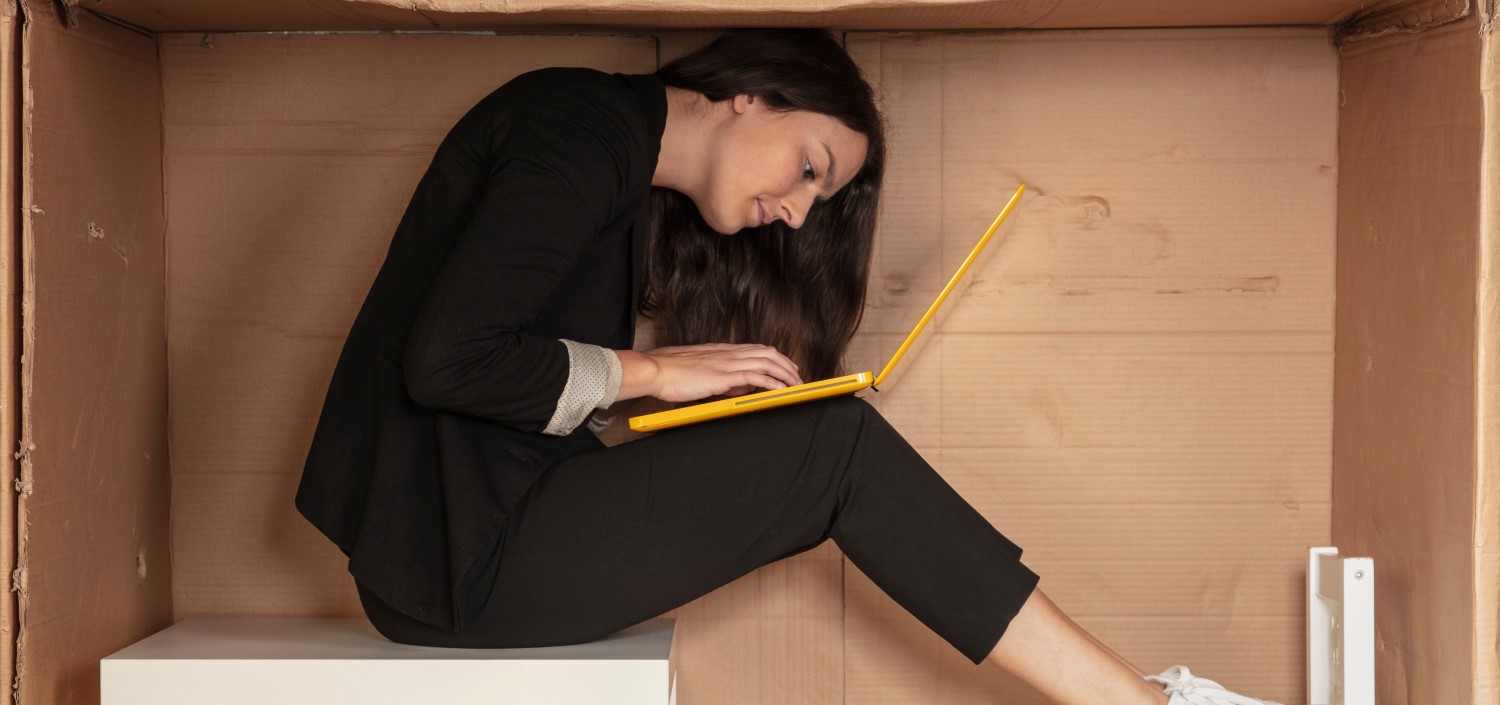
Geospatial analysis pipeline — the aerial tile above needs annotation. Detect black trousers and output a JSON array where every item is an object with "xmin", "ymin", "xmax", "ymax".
[{"xmin": 356, "ymin": 395, "xmax": 1040, "ymax": 665}]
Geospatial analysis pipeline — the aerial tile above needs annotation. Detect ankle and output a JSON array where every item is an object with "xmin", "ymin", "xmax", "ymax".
[{"xmin": 1076, "ymin": 677, "xmax": 1169, "ymax": 705}]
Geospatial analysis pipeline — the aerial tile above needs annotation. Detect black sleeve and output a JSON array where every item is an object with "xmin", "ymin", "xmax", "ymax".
[{"xmin": 401, "ymin": 83, "xmax": 634, "ymax": 432}]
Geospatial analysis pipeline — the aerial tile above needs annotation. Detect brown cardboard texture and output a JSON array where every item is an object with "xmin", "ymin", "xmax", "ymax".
[
  {"xmin": 844, "ymin": 30, "xmax": 1334, "ymax": 704},
  {"xmin": 14, "ymin": 4, "xmax": 173, "ymax": 705},
  {"xmin": 8, "ymin": 1, "xmax": 1498, "ymax": 705},
  {"xmin": 1336, "ymin": 9, "xmax": 1499, "ymax": 704}
]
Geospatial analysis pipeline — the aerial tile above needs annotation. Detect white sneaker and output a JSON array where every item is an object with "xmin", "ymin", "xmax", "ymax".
[{"xmin": 1144, "ymin": 665, "xmax": 1284, "ymax": 705}]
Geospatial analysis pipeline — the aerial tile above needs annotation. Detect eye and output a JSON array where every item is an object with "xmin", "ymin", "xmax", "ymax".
[{"xmin": 803, "ymin": 157, "xmax": 816, "ymax": 180}]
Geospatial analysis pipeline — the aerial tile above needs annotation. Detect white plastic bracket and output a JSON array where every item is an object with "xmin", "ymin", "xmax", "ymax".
[{"xmin": 1307, "ymin": 546, "xmax": 1374, "ymax": 705}]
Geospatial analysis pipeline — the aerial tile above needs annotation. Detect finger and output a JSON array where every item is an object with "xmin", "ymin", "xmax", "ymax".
[
  {"xmin": 726, "ymin": 357, "xmax": 801, "ymax": 388},
  {"xmin": 710, "ymin": 342, "xmax": 779, "ymax": 352},
  {"xmin": 729, "ymin": 349, "xmax": 803, "ymax": 386},
  {"xmin": 740, "ymin": 370, "xmax": 787, "ymax": 391},
  {"xmin": 663, "ymin": 343, "xmax": 759, "ymax": 357}
]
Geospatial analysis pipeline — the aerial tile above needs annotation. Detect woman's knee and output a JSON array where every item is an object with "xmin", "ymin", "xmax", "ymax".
[
  {"xmin": 814, "ymin": 394, "xmax": 883, "ymax": 436},
  {"xmin": 819, "ymin": 393, "xmax": 875, "ymax": 417}
]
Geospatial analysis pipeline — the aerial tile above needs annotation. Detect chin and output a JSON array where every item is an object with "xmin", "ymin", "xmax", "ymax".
[
  {"xmin": 692, "ymin": 194, "xmax": 749, "ymax": 235},
  {"xmin": 705, "ymin": 210, "xmax": 742, "ymax": 235}
]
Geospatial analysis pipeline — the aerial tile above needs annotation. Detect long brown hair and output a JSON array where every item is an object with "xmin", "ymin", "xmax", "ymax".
[{"xmin": 642, "ymin": 29, "xmax": 886, "ymax": 380}]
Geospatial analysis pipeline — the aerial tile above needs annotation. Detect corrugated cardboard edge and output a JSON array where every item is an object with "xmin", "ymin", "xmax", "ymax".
[
  {"xmin": 9, "ymin": 1, "xmax": 29, "ymax": 701},
  {"xmin": 0, "ymin": 3, "xmax": 16, "ymax": 705},
  {"xmin": 376, "ymin": 0, "xmax": 974, "ymax": 9},
  {"xmin": 1337, "ymin": 0, "xmax": 1475, "ymax": 42},
  {"xmin": 351, "ymin": 0, "xmax": 1367, "ymax": 23},
  {"xmin": 74, "ymin": 0, "xmax": 1379, "ymax": 34},
  {"xmin": 1476, "ymin": 1, "xmax": 1500, "ymax": 700}
]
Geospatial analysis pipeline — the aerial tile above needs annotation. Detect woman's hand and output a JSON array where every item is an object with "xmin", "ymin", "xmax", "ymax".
[{"xmin": 615, "ymin": 344, "xmax": 803, "ymax": 403}]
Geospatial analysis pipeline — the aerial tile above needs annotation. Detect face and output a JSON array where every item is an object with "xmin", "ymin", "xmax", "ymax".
[{"xmin": 698, "ymin": 95, "xmax": 869, "ymax": 235}]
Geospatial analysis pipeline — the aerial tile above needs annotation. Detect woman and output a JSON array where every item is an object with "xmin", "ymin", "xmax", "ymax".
[{"xmin": 294, "ymin": 28, "xmax": 1278, "ymax": 705}]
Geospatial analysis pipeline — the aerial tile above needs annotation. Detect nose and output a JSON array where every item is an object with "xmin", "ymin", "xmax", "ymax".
[{"xmin": 778, "ymin": 188, "xmax": 816, "ymax": 230}]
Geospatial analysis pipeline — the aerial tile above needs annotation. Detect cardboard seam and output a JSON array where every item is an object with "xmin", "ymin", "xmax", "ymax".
[
  {"xmin": 348, "ymin": 0, "xmax": 1390, "ymax": 26},
  {"xmin": 75, "ymin": 5, "xmax": 151, "ymax": 38},
  {"xmin": 155, "ymin": 27, "xmax": 173, "ymax": 622},
  {"xmin": 181, "ymin": 29, "xmax": 651, "ymax": 38},
  {"xmin": 10, "ymin": 3, "xmax": 30, "ymax": 703},
  {"xmin": 156, "ymin": 27, "xmax": 1337, "ymax": 43},
  {"xmin": 0, "ymin": 6, "xmax": 15, "ymax": 705},
  {"xmin": 411, "ymin": 6, "xmax": 440, "ymax": 28},
  {"xmin": 1336, "ymin": 0, "xmax": 1472, "ymax": 42}
]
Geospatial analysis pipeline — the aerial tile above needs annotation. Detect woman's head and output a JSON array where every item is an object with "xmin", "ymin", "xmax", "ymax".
[
  {"xmin": 692, "ymin": 95, "xmax": 869, "ymax": 234},
  {"xmin": 645, "ymin": 28, "xmax": 886, "ymax": 380},
  {"xmin": 655, "ymin": 29, "xmax": 883, "ymax": 235}
]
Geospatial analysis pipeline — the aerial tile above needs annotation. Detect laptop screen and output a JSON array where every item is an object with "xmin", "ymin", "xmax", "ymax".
[{"xmin": 872, "ymin": 183, "xmax": 1026, "ymax": 389}]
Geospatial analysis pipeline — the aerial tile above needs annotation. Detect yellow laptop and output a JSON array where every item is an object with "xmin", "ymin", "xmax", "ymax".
[{"xmin": 629, "ymin": 183, "xmax": 1026, "ymax": 433}]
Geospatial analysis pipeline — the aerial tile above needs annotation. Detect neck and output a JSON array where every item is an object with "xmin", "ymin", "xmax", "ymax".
[{"xmin": 653, "ymin": 86, "xmax": 712, "ymax": 195}]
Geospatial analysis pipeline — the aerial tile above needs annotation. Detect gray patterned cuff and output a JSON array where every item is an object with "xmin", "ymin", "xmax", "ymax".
[
  {"xmin": 601, "ymin": 346, "xmax": 623, "ymax": 407},
  {"xmin": 543, "ymin": 340, "xmax": 624, "ymax": 436}
]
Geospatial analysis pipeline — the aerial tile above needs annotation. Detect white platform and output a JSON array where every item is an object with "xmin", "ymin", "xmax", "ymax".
[{"xmin": 101, "ymin": 617, "xmax": 676, "ymax": 705}]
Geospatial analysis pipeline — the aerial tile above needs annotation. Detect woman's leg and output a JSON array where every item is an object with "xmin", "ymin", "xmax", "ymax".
[
  {"xmin": 358, "ymin": 394, "xmax": 1165, "ymax": 704},
  {"xmin": 990, "ymin": 588, "xmax": 1169, "ymax": 705}
]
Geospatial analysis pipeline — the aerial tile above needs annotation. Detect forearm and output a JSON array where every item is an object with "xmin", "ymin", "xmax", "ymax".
[{"xmin": 613, "ymin": 349, "xmax": 660, "ymax": 402}]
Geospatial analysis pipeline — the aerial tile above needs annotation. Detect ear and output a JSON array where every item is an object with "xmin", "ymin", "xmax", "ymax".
[{"xmin": 731, "ymin": 93, "xmax": 754, "ymax": 114}]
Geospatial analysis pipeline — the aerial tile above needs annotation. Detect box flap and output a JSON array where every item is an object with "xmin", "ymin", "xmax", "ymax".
[
  {"xmin": 13, "ymin": 1, "xmax": 174, "ymax": 702},
  {"xmin": 1336, "ymin": 9, "xmax": 1494, "ymax": 704},
  {"xmin": 87, "ymin": 0, "xmax": 1377, "ymax": 33}
]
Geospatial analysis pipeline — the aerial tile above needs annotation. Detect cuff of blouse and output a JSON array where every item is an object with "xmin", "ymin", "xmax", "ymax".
[{"xmin": 542, "ymin": 339, "xmax": 624, "ymax": 436}]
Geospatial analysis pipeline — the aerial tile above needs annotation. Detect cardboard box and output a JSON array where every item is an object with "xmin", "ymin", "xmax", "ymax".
[{"xmin": 4, "ymin": 1, "xmax": 1495, "ymax": 704}]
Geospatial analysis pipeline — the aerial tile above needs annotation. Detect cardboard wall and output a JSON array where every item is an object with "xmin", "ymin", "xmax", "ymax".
[
  {"xmin": 841, "ymin": 29, "xmax": 1336, "ymax": 704},
  {"xmin": 1335, "ymin": 9, "xmax": 1499, "ymax": 704},
  {"xmin": 14, "ymin": 2, "xmax": 173, "ymax": 704}
]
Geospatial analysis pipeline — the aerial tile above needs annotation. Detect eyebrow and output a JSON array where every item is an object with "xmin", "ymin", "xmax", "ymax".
[{"xmin": 821, "ymin": 141, "xmax": 836, "ymax": 196}]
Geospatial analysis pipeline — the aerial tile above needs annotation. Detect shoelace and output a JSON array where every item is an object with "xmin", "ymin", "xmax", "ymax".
[{"xmin": 1143, "ymin": 665, "xmax": 1284, "ymax": 705}]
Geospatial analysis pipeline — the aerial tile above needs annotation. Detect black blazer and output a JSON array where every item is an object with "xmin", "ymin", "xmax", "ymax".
[{"xmin": 295, "ymin": 68, "xmax": 668, "ymax": 632}]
